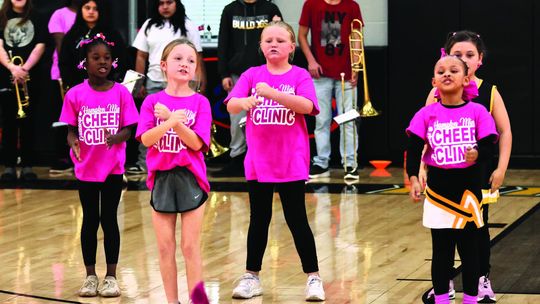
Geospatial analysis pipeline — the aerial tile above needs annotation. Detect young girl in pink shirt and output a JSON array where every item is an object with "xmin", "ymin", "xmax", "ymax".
[
  {"xmin": 406, "ymin": 56, "xmax": 498, "ymax": 304},
  {"xmin": 59, "ymin": 34, "xmax": 139, "ymax": 297},
  {"xmin": 226, "ymin": 21, "xmax": 325, "ymax": 302},
  {"xmin": 135, "ymin": 38, "xmax": 211, "ymax": 304}
]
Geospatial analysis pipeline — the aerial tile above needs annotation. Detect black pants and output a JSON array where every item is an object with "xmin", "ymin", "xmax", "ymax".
[
  {"xmin": 431, "ymin": 223, "xmax": 479, "ymax": 296},
  {"xmin": 0, "ymin": 90, "xmax": 33, "ymax": 167},
  {"xmin": 78, "ymin": 174, "xmax": 123, "ymax": 266},
  {"xmin": 246, "ymin": 180, "xmax": 319, "ymax": 273}
]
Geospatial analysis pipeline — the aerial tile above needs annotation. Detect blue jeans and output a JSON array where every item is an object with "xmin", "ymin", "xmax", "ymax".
[
  {"xmin": 312, "ymin": 77, "xmax": 358, "ymax": 169},
  {"xmin": 136, "ymin": 79, "xmax": 167, "ymax": 169}
]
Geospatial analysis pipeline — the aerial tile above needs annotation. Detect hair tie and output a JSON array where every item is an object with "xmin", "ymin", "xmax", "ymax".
[
  {"xmin": 79, "ymin": 33, "xmax": 115, "ymax": 48},
  {"xmin": 440, "ymin": 48, "xmax": 447, "ymax": 58},
  {"xmin": 112, "ymin": 58, "xmax": 118, "ymax": 69},
  {"xmin": 77, "ymin": 58, "xmax": 86, "ymax": 70}
]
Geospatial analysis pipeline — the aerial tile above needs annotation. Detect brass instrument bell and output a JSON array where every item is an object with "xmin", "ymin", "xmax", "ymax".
[
  {"xmin": 207, "ymin": 124, "xmax": 229, "ymax": 158},
  {"xmin": 349, "ymin": 19, "xmax": 380, "ymax": 117}
]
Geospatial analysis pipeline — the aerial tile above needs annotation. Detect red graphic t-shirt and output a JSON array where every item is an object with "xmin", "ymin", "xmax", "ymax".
[{"xmin": 299, "ymin": 0, "xmax": 363, "ymax": 80}]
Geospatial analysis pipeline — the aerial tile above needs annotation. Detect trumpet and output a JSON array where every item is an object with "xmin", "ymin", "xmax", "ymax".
[
  {"xmin": 8, "ymin": 50, "xmax": 30, "ymax": 119},
  {"xmin": 349, "ymin": 19, "xmax": 380, "ymax": 117}
]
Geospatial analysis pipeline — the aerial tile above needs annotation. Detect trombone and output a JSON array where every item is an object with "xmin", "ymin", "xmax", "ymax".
[
  {"xmin": 207, "ymin": 124, "xmax": 229, "ymax": 158},
  {"xmin": 340, "ymin": 19, "xmax": 381, "ymax": 172},
  {"xmin": 349, "ymin": 19, "xmax": 380, "ymax": 117},
  {"xmin": 8, "ymin": 50, "xmax": 30, "ymax": 119}
]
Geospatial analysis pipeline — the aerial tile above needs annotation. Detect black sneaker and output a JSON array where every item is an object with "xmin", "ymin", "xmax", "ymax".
[
  {"xmin": 309, "ymin": 165, "xmax": 330, "ymax": 179},
  {"xmin": 1, "ymin": 167, "xmax": 17, "ymax": 182},
  {"xmin": 20, "ymin": 167, "xmax": 38, "ymax": 182},
  {"xmin": 344, "ymin": 167, "xmax": 359, "ymax": 180},
  {"xmin": 126, "ymin": 164, "xmax": 147, "ymax": 175}
]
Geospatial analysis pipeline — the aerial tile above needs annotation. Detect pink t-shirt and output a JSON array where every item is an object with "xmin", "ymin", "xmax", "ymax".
[
  {"xmin": 135, "ymin": 91, "xmax": 212, "ymax": 192},
  {"xmin": 406, "ymin": 102, "xmax": 498, "ymax": 169},
  {"xmin": 59, "ymin": 80, "xmax": 139, "ymax": 182},
  {"xmin": 48, "ymin": 7, "xmax": 76, "ymax": 80},
  {"xmin": 225, "ymin": 65, "xmax": 319, "ymax": 182}
]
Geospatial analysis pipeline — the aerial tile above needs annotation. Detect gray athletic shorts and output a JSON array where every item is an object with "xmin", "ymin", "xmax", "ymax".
[{"xmin": 151, "ymin": 167, "xmax": 207, "ymax": 213}]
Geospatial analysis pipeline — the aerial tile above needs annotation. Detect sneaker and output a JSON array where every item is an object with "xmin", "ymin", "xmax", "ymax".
[
  {"xmin": 1, "ymin": 167, "xmax": 17, "ymax": 182},
  {"xmin": 344, "ymin": 167, "xmax": 359, "ymax": 180},
  {"xmin": 305, "ymin": 275, "xmax": 325, "ymax": 301},
  {"xmin": 422, "ymin": 280, "xmax": 455, "ymax": 304},
  {"xmin": 309, "ymin": 165, "xmax": 329, "ymax": 179},
  {"xmin": 478, "ymin": 275, "xmax": 496, "ymax": 303},
  {"xmin": 98, "ymin": 276, "xmax": 121, "ymax": 297},
  {"xmin": 79, "ymin": 275, "xmax": 99, "ymax": 297},
  {"xmin": 126, "ymin": 164, "xmax": 146, "ymax": 175},
  {"xmin": 19, "ymin": 167, "xmax": 37, "ymax": 182},
  {"xmin": 232, "ymin": 273, "xmax": 263, "ymax": 299}
]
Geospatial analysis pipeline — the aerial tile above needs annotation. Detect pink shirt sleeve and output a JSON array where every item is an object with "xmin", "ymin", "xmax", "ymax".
[
  {"xmin": 135, "ymin": 94, "xmax": 157, "ymax": 141},
  {"xmin": 191, "ymin": 95, "xmax": 212, "ymax": 152},
  {"xmin": 119, "ymin": 86, "xmax": 139, "ymax": 127},
  {"xmin": 294, "ymin": 68, "xmax": 320, "ymax": 116},
  {"xmin": 406, "ymin": 107, "xmax": 428, "ymax": 140},
  {"xmin": 48, "ymin": 9, "xmax": 63, "ymax": 34},
  {"xmin": 58, "ymin": 90, "xmax": 78, "ymax": 126},
  {"xmin": 224, "ymin": 69, "xmax": 253, "ymax": 103}
]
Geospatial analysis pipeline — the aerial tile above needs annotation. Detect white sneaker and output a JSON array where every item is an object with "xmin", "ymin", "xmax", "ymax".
[
  {"xmin": 79, "ymin": 275, "xmax": 99, "ymax": 297},
  {"xmin": 232, "ymin": 273, "xmax": 263, "ymax": 299},
  {"xmin": 98, "ymin": 276, "xmax": 121, "ymax": 297},
  {"xmin": 305, "ymin": 275, "xmax": 325, "ymax": 301}
]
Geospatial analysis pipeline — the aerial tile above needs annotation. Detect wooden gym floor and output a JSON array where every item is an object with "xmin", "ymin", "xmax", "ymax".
[{"xmin": 0, "ymin": 166, "xmax": 538, "ymax": 303}]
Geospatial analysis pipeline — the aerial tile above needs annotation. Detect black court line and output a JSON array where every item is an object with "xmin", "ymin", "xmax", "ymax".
[
  {"xmin": 487, "ymin": 222, "xmax": 507, "ymax": 228},
  {"xmin": 396, "ymin": 278, "xmax": 431, "ymax": 282},
  {"xmin": 0, "ymin": 289, "xmax": 82, "ymax": 303}
]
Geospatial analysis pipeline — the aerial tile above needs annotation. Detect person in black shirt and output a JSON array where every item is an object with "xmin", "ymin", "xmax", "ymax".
[
  {"xmin": 215, "ymin": 0, "xmax": 282, "ymax": 177},
  {"xmin": 59, "ymin": 0, "xmax": 126, "ymax": 90},
  {"xmin": 0, "ymin": 0, "xmax": 46, "ymax": 181}
]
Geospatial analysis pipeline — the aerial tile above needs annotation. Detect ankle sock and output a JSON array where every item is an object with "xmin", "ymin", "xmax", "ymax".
[
  {"xmin": 434, "ymin": 293, "xmax": 450, "ymax": 304},
  {"xmin": 463, "ymin": 293, "xmax": 477, "ymax": 304}
]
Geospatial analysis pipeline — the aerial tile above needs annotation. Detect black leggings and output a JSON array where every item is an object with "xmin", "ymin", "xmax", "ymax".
[
  {"xmin": 431, "ymin": 223, "xmax": 479, "ymax": 296},
  {"xmin": 448, "ymin": 204, "xmax": 491, "ymax": 276},
  {"xmin": 78, "ymin": 174, "xmax": 123, "ymax": 266},
  {"xmin": 478, "ymin": 204, "xmax": 491, "ymax": 275},
  {"xmin": 246, "ymin": 180, "xmax": 319, "ymax": 273}
]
